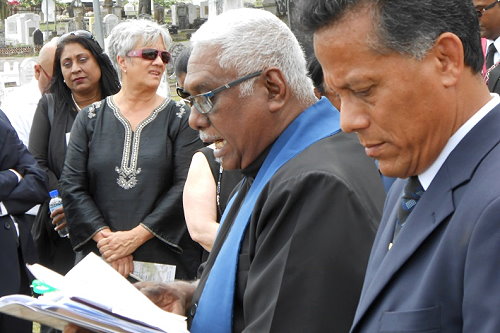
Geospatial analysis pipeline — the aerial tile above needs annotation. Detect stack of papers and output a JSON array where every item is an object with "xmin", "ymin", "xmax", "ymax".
[{"xmin": 0, "ymin": 253, "xmax": 188, "ymax": 333}]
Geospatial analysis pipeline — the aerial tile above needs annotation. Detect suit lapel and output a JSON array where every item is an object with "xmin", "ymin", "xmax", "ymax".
[
  {"xmin": 353, "ymin": 173, "xmax": 455, "ymax": 326},
  {"xmin": 488, "ymin": 66, "xmax": 500, "ymax": 93},
  {"xmin": 352, "ymin": 103, "xmax": 500, "ymax": 330}
]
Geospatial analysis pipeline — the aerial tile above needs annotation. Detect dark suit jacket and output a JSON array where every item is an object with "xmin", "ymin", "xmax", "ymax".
[
  {"xmin": 487, "ymin": 65, "xmax": 500, "ymax": 94},
  {"xmin": 351, "ymin": 104, "xmax": 500, "ymax": 332},
  {"xmin": 0, "ymin": 110, "xmax": 47, "ymax": 296}
]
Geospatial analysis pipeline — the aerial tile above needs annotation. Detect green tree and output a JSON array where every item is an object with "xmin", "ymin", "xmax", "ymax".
[
  {"xmin": 153, "ymin": 0, "xmax": 176, "ymax": 8},
  {"xmin": 1, "ymin": 0, "xmax": 8, "ymax": 20}
]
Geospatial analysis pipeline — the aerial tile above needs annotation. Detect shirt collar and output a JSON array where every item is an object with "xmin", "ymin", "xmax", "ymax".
[{"xmin": 419, "ymin": 93, "xmax": 500, "ymax": 189}]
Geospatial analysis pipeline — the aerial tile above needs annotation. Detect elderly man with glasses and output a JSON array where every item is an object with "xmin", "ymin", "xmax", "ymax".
[{"xmin": 120, "ymin": 7, "xmax": 386, "ymax": 333}]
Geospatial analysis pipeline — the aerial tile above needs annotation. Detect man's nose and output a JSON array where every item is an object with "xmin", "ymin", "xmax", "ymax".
[
  {"xmin": 339, "ymin": 99, "xmax": 370, "ymax": 133},
  {"xmin": 188, "ymin": 106, "xmax": 211, "ymax": 131}
]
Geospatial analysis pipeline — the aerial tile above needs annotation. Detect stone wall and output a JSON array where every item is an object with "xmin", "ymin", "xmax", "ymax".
[{"xmin": 0, "ymin": 46, "xmax": 40, "ymax": 57}]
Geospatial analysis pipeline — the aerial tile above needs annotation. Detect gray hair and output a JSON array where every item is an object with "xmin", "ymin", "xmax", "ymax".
[
  {"xmin": 190, "ymin": 8, "xmax": 316, "ymax": 104},
  {"xmin": 106, "ymin": 19, "xmax": 172, "ymax": 79}
]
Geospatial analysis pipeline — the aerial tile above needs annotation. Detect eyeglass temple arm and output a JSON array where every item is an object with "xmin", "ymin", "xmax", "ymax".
[{"xmin": 207, "ymin": 71, "xmax": 263, "ymax": 97}]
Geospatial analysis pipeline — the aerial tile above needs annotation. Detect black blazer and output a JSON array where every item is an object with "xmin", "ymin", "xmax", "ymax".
[{"xmin": 0, "ymin": 110, "xmax": 47, "ymax": 296}]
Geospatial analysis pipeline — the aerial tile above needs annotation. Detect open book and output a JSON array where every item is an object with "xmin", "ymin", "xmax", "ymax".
[{"xmin": 0, "ymin": 253, "xmax": 188, "ymax": 333}]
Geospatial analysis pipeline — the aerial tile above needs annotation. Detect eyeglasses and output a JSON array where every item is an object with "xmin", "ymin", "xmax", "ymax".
[
  {"xmin": 59, "ymin": 30, "xmax": 97, "ymax": 44},
  {"xmin": 127, "ymin": 48, "xmax": 171, "ymax": 64},
  {"xmin": 184, "ymin": 71, "xmax": 262, "ymax": 114},
  {"xmin": 476, "ymin": 0, "xmax": 499, "ymax": 17},
  {"xmin": 176, "ymin": 82, "xmax": 190, "ymax": 99},
  {"xmin": 38, "ymin": 64, "xmax": 51, "ymax": 80}
]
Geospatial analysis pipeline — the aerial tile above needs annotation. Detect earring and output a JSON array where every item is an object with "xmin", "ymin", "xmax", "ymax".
[
  {"xmin": 63, "ymin": 79, "xmax": 66, "ymax": 83},
  {"xmin": 123, "ymin": 69, "xmax": 127, "ymax": 73}
]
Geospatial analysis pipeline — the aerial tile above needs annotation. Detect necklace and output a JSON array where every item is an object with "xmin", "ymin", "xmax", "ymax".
[{"xmin": 71, "ymin": 94, "xmax": 82, "ymax": 111}]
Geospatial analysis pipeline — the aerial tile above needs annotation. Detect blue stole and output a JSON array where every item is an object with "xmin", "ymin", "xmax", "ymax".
[{"xmin": 190, "ymin": 98, "xmax": 341, "ymax": 333}]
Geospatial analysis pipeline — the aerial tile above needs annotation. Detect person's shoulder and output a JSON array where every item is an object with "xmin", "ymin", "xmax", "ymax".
[
  {"xmin": 162, "ymin": 98, "xmax": 189, "ymax": 121},
  {"xmin": 80, "ymin": 98, "xmax": 107, "ymax": 120}
]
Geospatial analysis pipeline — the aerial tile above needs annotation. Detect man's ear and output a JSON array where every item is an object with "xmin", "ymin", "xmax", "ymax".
[
  {"xmin": 263, "ymin": 68, "xmax": 287, "ymax": 113},
  {"xmin": 431, "ymin": 32, "xmax": 464, "ymax": 88},
  {"xmin": 33, "ymin": 64, "xmax": 41, "ymax": 80}
]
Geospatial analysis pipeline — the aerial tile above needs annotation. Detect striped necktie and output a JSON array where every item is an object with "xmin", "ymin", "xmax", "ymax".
[{"xmin": 394, "ymin": 176, "xmax": 424, "ymax": 241}]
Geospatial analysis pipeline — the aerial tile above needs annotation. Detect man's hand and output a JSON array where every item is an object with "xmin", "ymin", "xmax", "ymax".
[
  {"xmin": 135, "ymin": 280, "xmax": 197, "ymax": 316},
  {"xmin": 50, "ymin": 206, "xmax": 67, "ymax": 231}
]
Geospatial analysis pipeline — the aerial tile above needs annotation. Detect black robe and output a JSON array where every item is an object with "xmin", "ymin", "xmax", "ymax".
[{"xmin": 190, "ymin": 131, "xmax": 386, "ymax": 332}]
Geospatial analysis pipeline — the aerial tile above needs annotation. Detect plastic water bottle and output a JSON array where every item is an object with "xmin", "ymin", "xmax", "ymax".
[{"xmin": 48, "ymin": 190, "xmax": 69, "ymax": 238}]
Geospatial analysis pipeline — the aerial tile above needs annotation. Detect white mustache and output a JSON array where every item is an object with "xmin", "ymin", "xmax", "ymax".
[{"xmin": 199, "ymin": 131, "xmax": 219, "ymax": 142}]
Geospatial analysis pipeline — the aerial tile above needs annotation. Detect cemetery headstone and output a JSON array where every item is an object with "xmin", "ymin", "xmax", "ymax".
[{"xmin": 33, "ymin": 28, "xmax": 43, "ymax": 46}]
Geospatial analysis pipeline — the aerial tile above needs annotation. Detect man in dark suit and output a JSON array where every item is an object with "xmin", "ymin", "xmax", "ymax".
[
  {"xmin": 0, "ymin": 109, "xmax": 47, "ymax": 332},
  {"xmin": 303, "ymin": 0, "xmax": 500, "ymax": 332}
]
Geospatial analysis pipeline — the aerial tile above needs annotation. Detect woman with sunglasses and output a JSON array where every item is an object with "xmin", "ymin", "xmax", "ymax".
[
  {"xmin": 59, "ymin": 20, "xmax": 204, "ymax": 281},
  {"xmin": 29, "ymin": 30, "xmax": 121, "ymax": 277}
]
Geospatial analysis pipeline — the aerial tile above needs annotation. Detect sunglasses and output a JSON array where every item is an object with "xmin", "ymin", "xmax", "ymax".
[
  {"xmin": 59, "ymin": 30, "xmax": 97, "ymax": 44},
  {"xmin": 127, "ymin": 48, "xmax": 171, "ymax": 64},
  {"xmin": 185, "ymin": 71, "xmax": 262, "ymax": 114},
  {"xmin": 476, "ymin": 0, "xmax": 499, "ymax": 17},
  {"xmin": 176, "ymin": 82, "xmax": 190, "ymax": 99}
]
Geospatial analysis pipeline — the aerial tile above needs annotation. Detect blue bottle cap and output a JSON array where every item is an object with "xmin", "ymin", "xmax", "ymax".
[{"xmin": 49, "ymin": 189, "xmax": 59, "ymax": 198}]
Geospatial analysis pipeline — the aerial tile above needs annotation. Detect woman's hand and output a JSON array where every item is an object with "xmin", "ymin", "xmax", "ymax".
[
  {"xmin": 97, "ymin": 226, "xmax": 153, "ymax": 262},
  {"xmin": 50, "ymin": 206, "xmax": 67, "ymax": 231},
  {"xmin": 108, "ymin": 254, "xmax": 134, "ymax": 277}
]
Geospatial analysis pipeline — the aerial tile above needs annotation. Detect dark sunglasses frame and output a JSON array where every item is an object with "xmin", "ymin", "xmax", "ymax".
[
  {"xmin": 176, "ymin": 82, "xmax": 190, "ymax": 99},
  {"xmin": 476, "ymin": 0, "xmax": 499, "ymax": 17},
  {"xmin": 59, "ymin": 30, "xmax": 97, "ymax": 44},
  {"xmin": 127, "ymin": 48, "xmax": 172, "ymax": 64}
]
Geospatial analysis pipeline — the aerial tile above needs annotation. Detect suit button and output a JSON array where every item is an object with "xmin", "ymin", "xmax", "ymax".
[
  {"xmin": 4, "ymin": 221, "xmax": 11, "ymax": 230},
  {"xmin": 189, "ymin": 303, "xmax": 197, "ymax": 317}
]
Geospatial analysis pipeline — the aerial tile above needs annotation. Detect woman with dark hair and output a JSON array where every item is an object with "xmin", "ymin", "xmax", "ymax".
[
  {"xmin": 60, "ymin": 20, "xmax": 204, "ymax": 280},
  {"xmin": 29, "ymin": 30, "xmax": 121, "ymax": 275}
]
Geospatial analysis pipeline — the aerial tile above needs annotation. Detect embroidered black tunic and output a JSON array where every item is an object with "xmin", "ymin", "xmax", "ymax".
[{"xmin": 60, "ymin": 97, "xmax": 204, "ymax": 280}]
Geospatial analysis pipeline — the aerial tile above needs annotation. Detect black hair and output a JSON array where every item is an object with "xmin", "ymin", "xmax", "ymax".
[
  {"xmin": 300, "ymin": 0, "xmax": 483, "ymax": 73},
  {"xmin": 307, "ymin": 55, "xmax": 325, "ymax": 95},
  {"xmin": 49, "ymin": 33, "xmax": 121, "ymax": 111},
  {"xmin": 174, "ymin": 46, "xmax": 192, "ymax": 77}
]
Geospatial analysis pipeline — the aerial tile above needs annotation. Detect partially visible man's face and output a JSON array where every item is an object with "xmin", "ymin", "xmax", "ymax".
[
  {"xmin": 185, "ymin": 46, "xmax": 266, "ymax": 170},
  {"xmin": 314, "ymin": 8, "xmax": 458, "ymax": 178},
  {"xmin": 35, "ymin": 46, "xmax": 56, "ymax": 93},
  {"xmin": 474, "ymin": 0, "xmax": 500, "ymax": 40}
]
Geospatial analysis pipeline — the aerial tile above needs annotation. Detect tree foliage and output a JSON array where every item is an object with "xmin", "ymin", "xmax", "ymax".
[{"xmin": 152, "ymin": 0, "xmax": 177, "ymax": 8}]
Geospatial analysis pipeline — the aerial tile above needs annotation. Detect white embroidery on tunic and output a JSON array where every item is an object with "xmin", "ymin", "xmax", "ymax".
[
  {"xmin": 109, "ymin": 97, "xmax": 170, "ymax": 189},
  {"xmin": 175, "ymin": 101, "xmax": 186, "ymax": 118},
  {"xmin": 87, "ymin": 100, "xmax": 101, "ymax": 118}
]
